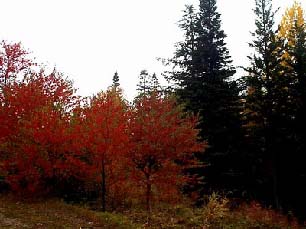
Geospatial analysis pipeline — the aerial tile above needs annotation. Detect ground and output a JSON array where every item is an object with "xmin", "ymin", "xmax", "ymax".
[
  {"xmin": 0, "ymin": 194, "xmax": 302, "ymax": 228},
  {"xmin": 0, "ymin": 195, "xmax": 137, "ymax": 228}
]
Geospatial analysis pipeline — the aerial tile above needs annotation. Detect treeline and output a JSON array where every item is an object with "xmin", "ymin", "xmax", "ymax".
[
  {"xmin": 164, "ymin": 0, "xmax": 306, "ymax": 220},
  {"xmin": 0, "ymin": 40, "xmax": 204, "ymax": 220},
  {"xmin": 1, "ymin": 0, "xmax": 306, "ymax": 221}
]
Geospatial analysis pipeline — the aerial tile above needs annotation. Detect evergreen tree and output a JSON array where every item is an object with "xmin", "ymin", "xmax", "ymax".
[
  {"xmin": 277, "ymin": 2, "xmax": 306, "ymax": 218},
  {"xmin": 168, "ymin": 0, "xmax": 244, "ymax": 196},
  {"xmin": 244, "ymin": 0, "xmax": 306, "ymax": 217},
  {"xmin": 136, "ymin": 70, "xmax": 150, "ymax": 95},
  {"xmin": 136, "ymin": 70, "xmax": 161, "ymax": 96},
  {"xmin": 244, "ymin": 0, "xmax": 287, "ymax": 209},
  {"xmin": 112, "ymin": 71, "xmax": 120, "ymax": 89},
  {"xmin": 150, "ymin": 73, "xmax": 160, "ymax": 92}
]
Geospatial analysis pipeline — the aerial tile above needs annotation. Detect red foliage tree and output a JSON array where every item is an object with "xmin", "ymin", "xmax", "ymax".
[
  {"xmin": 129, "ymin": 93, "xmax": 205, "ymax": 220},
  {"xmin": 82, "ymin": 88, "xmax": 130, "ymax": 211},
  {"xmin": 0, "ymin": 40, "xmax": 34, "ymax": 87},
  {"xmin": 0, "ymin": 41, "xmax": 34, "ymax": 147},
  {"xmin": 1, "ymin": 69, "xmax": 84, "ymax": 193},
  {"xmin": 0, "ymin": 41, "xmax": 35, "ymax": 185}
]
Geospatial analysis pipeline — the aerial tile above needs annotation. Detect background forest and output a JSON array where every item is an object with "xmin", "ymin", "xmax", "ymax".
[{"xmin": 1, "ymin": 0, "xmax": 306, "ymax": 228}]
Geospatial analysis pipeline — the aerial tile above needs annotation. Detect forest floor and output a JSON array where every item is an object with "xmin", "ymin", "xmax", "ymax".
[
  {"xmin": 0, "ymin": 194, "xmax": 303, "ymax": 228},
  {"xmin": 0, "ymin": 195, "xmax": 137, "ymax": 228}
]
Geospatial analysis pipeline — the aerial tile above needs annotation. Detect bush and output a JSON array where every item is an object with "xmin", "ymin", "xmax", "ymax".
[
  {"xmin": 235, "ymin": 201, "xmax": 300, "ymax": 228},
  {"xmin": 202, "ymin": 193, "xmax": 229, "ymax": 227},
  {"xmin": 201, "ymin": 194, "xmax": 300, "ymax": 228}
]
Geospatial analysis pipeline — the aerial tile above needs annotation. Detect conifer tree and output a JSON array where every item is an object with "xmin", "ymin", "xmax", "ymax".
[
  {"xmin": 244, "ymin": 0, "xmax": 286, "ymax": 208},
  {"xmin": 136, "ymin": 70, "xmax": 150, "ymax": 95},
  {"xmin": 150, "ymin": 73, "xmax": 160, "ymax": 92},
  {"xmin": 136, "ymin": 70, "xmax": 161, "ymax": 96},
  {"xmin": 277, "ymin": 1, "xmax": 306, "ymax": 217},
  {"xmin": 112, "ymin": 71, "xmax": 120, "ymax": 89},
  {"xmin": 168, "ymin": 0, "xmax": 244, "ymax": 195}
]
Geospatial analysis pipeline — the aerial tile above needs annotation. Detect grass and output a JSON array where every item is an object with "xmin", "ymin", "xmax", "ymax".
[
  {"xmin": 0, "ymin": 194, "xmax": 138, "ymax": 228},
  {"xmin": 123, "ymin": 196, "xmax": 302, "ymax": 228},
  {"xmin": 0, "ymin": 194, "xmax": 303, "ymax": 228}
]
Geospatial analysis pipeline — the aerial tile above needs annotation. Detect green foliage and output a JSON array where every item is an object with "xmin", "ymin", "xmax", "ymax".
[
  {"xmin": 243, "ymin": 0, "xmax": 282, "ymax": 207},
  {"xmin": 167, "ymin": 0, "xmax": 244, "ymax": 196}
]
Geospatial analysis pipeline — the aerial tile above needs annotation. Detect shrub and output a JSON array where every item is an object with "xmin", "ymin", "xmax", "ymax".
[{"xmin": 202, "ymin": 193, "xmax": 229, "ymax": 227}]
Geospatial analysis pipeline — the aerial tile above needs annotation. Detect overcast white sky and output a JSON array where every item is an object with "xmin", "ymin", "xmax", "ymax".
[{"xmin": 0, "ymin": 0, "xmax": 304, "ymax": 100}]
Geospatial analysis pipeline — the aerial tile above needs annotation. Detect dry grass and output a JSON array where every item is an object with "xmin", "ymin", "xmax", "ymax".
[
  {"xmin": 0, "ymin": 194, "xmax": 303, "ymax": 228},
  {"xmin": 0, "ymin": 194, "xmax": 137, "ymax": 228}
]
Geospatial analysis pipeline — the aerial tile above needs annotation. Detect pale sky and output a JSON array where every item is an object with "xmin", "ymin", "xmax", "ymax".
[{"xmin": 0, "ymin": 0, "xmax": 304, "ymax": 100}]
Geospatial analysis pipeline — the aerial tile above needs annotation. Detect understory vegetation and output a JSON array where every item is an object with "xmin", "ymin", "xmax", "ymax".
[{"xmin": 0, "ymin": 194, "xmax": 301, "ymax": 228}]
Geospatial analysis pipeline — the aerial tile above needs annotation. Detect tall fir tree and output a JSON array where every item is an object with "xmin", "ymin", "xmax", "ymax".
[
  {"xmin": 243, "ymin": 0, "xmax": 288, "ymax": 209},
  {"xmin": 168, "ymin": 0, "xmax": 244, "ymax": 196}
]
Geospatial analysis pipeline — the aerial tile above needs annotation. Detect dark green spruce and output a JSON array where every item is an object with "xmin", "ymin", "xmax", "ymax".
[
  {"xmin": 243, "ymin": 0, "xmax": 288, "ymax": 209},
  {"xmin": 167, "ymin": 0, "xmax": 244, "ymax": 197}
]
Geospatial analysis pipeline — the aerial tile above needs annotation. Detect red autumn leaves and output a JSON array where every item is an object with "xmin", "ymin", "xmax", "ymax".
[
  {"xmin": 0, "ymin": 41, "xmax": 205, "ymax": 209},
  {"xmin": 129, "ymin": 94, "xmax": 204, "ymax": 213},
  {"xmin": 1, "ymin": 70, "xmax": 79, "ymax": 192}
]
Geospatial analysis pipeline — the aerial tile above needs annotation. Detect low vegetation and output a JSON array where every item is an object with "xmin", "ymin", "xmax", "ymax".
[
  {"xmin": 0, "ymin": 194, "xmax": 302, "ymax": 228},
  {"xmin": 0, "ymin": 195, "xmax": 137, "ymax": 228}
]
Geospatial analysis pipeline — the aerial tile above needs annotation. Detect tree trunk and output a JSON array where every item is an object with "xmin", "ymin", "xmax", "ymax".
[
  {"xmin": 146, "ymin": 174, "xmax": 152, "ymax": 225},
  {"xmin": 266, "ymin": 123, "xmax": 280, "ymax": 209},
  {"xmin": 101, "ymin": 158, "xmax": 106, "ymax": 212},
  {"xmin": 272, "ymin": 148, "xmax": 280, "ymax": 209}
]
